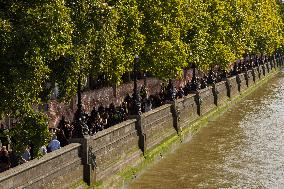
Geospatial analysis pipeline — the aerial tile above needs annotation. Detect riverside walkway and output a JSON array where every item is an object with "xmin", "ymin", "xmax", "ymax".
[{"xmin": 128, "ymin": 70, "xmax": 284, "ymax": 188}]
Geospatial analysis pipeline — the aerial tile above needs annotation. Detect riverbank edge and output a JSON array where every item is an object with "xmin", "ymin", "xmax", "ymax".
[
  {"xmin": 68, "ymin": 67, "xmax": 281, "ymax": 189},
  {"xmin": 101, "ymin": 68, "xmax": 282, "ymax": 189}
]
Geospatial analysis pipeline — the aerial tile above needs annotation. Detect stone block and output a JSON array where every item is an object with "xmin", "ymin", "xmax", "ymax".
[
  {"xmin": 176, "ymin": 94, "xmax": 199, "ymax": 129},
  {"xmin": 226, "ymin": 76, "xmax": 239, "ymax": 98},
  {"xmin": 198, "ymin": 86, "xmax": 216, "ymax": 116},
  {"xmin": 237, "ymin": 73, "xmax": 247, "ymax": 92},
  {"xmin": 0, "ymin": 144, "xmax": 83, "ymax": 189},
  {"xmin": 89, "ymin": 119, "xmax": 140, "ymax": 175},
  {"xmin": 245, "ymin": 70, "xmax": 254, "ymax": 87},
  {"xmin": 252, "ymin": 67, "xmax": 259, "ymax": 82},
  {"xmin": 142, "ymin": 104, "xmax": 175, "ymax": 150},
  {"xmin": 213, "ymin": 81, "xmax": 229, "ymax": 106}
]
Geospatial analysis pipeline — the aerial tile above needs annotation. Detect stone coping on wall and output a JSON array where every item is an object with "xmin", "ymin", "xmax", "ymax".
[
  {"xmin": 91, "ymin": 119, "xmax": 137, "ymax": 140},
  {"xmin": 176, "ymin": 94, "xmax": 197, "ymax": 111},
  {"xmin": 215, "ymin": 80, "xmax": 226, "ymax": 87},
  {"xmin": 198, "ymin": 85, "xmax": 213, "ymax": 93},
  {"xmin": 228, "ymin": 75, "xmax": 237, "ymax": 79},
  {"xmin": 142, "ymin": 104, "xmax": 172, "ymax": 118},
  {"xmin": 180, "ymin": 93, "xmax": 196, "ymax": 101},
  {"xmin": 0, "ymin": 143, "xmax": 81, "ymax": 181},
  {"xmin": 176, "ymin": 98, "xmax": 183, "ymax": 104}
]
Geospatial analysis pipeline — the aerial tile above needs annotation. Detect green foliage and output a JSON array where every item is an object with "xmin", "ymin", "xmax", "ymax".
[
  {"xmin": 0, "ymin": 0, "xmax": 71, "ymax": 155},
  {"xmin": 1, "ymin": 0, "xmax": 283, "ymax": 106},
  {"xmin": 90, "ymin": 0, "xmax": 145, "ymax": 84},
  {"xmin": 1, "ymin": 0, "xmax": 284, "ymax": 155},
  {"xmin": 0, "ymin": 0, "xmax": 73, "ymax": 113},
  {"xmin": 251, "ymin": 0, "xmax": 284, "ymax": 54},
  {"xmin": 139, "ymin": 0, "xmax": 189, "ymax": 79},
  {"xmin": 10, "ymin": 109, "xmax": 51, "ymax": 158},
  {"xmin": 184, "ymin": 0, "xmax": 284, "ymax": 69}
]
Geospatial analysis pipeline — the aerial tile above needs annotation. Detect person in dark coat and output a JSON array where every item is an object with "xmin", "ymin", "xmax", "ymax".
[
  {"xmin": 0, "ymin": 146, "xmax": 10, "ymax": 172},
  {"xmin": 56, "ymin": 129, "xmax": 69, "ymax": 147}
]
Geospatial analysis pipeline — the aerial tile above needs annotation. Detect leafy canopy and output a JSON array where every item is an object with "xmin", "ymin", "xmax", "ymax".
[{"xmin": 0, "ymin": 0, "xmax": 284, "ymax": 156}]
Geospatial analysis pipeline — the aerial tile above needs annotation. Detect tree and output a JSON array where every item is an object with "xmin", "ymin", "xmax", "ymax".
[
  {"xmin": 184, "ymin": 0, "xmax": 284, "ymax": 70},
  {"xmin": 139, "ymin": 0, "xmax": 189, "ymax": 79},
  {"xmin": 0, "ymin": 0, "xmax": 72, "ymax": 157},
  {"xmin": 250, "ymin": 0, "xmax": 284, "ymax": 55},
  {"xmin": 90, "ymin": 0, "xmax": 145, "ymax": 84},
  {"xmin": 10, "ymin": 110, "xmax": 50, "ymax": 158},
  {"xmin": 1, "ymin": 0, "xmax": 284, "ymax": 157}
]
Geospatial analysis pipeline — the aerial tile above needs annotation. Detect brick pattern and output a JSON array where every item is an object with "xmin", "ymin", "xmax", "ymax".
[
  {"xmin": 238, "ymin": 73, "xmax": 247, "ymax": 92},
  {"xmin": 0, "ymin": 143, "xmax": 82, "ymax": 189},
  {"xmin": 143, "ymin": 104, "xmax": 175, "ymax": 150},
  {"xmin": 0, "ymin": 60, "xmax": 282, "ymax": 188},
  {"xmin": 83, "ymin": 60, "xmax": 282, "ymax": 184},
  {"xmin": 177, "ymin": 94, "xmax": 199, "ymax": 129},
  {"xmin": 90, "ymin": 119, "xmax": 139, "ymax": 174},
  {"xmin": 214, "ymin": 81, "xmax": 229, "ymax": 106},
  {"xmin": 199, "ymin": 87, "xmax": 216, "ymax": 115},
  {"xmin": 47, "ymin": 78, "xmax": 163, "ymax": 127},
  {"xmin": 227, "ymin": 76, "xmax": 239, "ymax": 98},
  {"xmin": 246, "ymin": 70, "xmax": 254, "ymax": 87}
]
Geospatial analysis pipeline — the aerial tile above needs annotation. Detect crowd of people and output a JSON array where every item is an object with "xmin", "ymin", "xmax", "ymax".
[
  {"xmin": 56, "ymin": 54, "xmax": 275, "ymax": 139},
  {"xmin": 0, "ymin": 124, "xmax": 62, "ymax": 173},
  {"xmin": 180, "ymin": 54, "xmax": 275, "ymax": 93}
]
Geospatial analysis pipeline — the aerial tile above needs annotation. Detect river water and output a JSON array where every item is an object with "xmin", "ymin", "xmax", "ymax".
[{"xmin": 128, "ymin": 71, "xmax": 284, "ymax": 189}]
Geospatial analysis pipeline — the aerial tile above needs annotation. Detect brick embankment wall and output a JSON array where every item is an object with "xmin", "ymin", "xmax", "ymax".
[
  {"xmin": 142, "ymin": 104, "xmax": 175, "ymax": 151},
  {"xmin": 0, "ymin": 143, "xmax": 83, "ymax": 189},
  {"xmin": 198, "ymin": 86, "xmax": 216, "ymax": 115},
  {"xmin": 80, "ymin": 58, "xmax": 283, "ymax": 187},
  {"xmin": 176, "ymin": 94, "xmax": 199, "ymax": 129},
  {"xmin": 88, "ymin": 119, "xmax": 141, "ymax": 181},
  {"xmin": 213, "ymin": 81, "xmax": 229, "ymax": 106}
]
